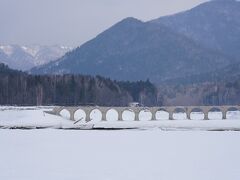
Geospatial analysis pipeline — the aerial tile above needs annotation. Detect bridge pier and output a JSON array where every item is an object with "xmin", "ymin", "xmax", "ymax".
[
  {"xmin": 71, "ymin": 108, "xmax": 80, "ymax": 121},
  {"xmin": 222, "ymin": 110, "xmax": 227, "ymax": 120},
  {"xmin": 116, "ymin": 111, "xmax": 121, "ymax": 121},
  {"xmin": 195, "ymin": 107, "xmax": 209, "ymax": 120},
  {"xmin": 169, "ymin": 111, "xmax": 174, "ymax": 120},
  {"xmin": 204, "ymin": 111, "xmax": 209, "ymax": 120},
  {"xmin": 186, "ymin": 112, "xmax": 191, "ymax": 120},
  {"xmin": 70, "ymin": 110, "xmax": 75, "ymax": 121},
  {"xmin": 151, "ymin": 110, "xmax": 157, "ymax": 121},
  {"xmin": 84, "ymin": 109, "xmax": 91, "ymax": 122},
  {"xmin": 134, "ymin": 110, "xmax": 140, "ymax": 121},
  {"xmin": 102, "ymin": 111, "xmax": 107, "ymax": 121}
]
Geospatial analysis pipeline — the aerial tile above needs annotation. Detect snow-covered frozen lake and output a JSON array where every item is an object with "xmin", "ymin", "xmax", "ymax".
[
  {"xmin": 0, "ymin": 129, "xmax": 240, "ymax": 180},
  {"xmin": 0, "ymin": 106, "xmax": 240, "ymax": 180}
]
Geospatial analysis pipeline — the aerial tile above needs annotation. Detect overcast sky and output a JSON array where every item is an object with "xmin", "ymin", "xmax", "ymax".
[{"xmin": 0, "ymin": 0, "xmax": 209, "ymax": 47}]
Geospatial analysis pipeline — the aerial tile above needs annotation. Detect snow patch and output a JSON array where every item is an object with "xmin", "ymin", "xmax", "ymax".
[
  {"xmin": 21, "ymin": 45, "xmax": 39, "ymax": 57},
  {"xmin": 0, "ymin": 45, "xmax": 13, "ymax": 56}
]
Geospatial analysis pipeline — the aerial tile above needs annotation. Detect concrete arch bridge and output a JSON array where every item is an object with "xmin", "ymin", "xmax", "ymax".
[{"xmin": 50, "ymin": 106, "xmax": 240, "ymax": 122}]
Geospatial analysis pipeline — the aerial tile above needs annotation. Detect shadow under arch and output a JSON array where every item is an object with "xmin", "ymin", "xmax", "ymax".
[
  {"xmin": 208, "ymin": 107, "xmax": 223, "ymax": 120},
  {"xmin": 155, "ymin": 108, "xmax": 169, "ymax": 120},
  {"xmin": 226, "ymin": 107, "xmax": 240, "ymax": 119},
  {"xmin": 227, "ymin": 107, "xmax": 239, "ymax": 112},
  {"xmin": 173, "ymin": 107, "xmax": 187, "ymax": 120},
  {"xmin": 190, "ymin": 108, "xmax": 204, "ymax": 120}
]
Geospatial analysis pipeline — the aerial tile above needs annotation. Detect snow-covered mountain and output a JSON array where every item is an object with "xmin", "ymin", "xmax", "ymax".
[{"xmin": 0, "ymin": 45, "xmax": 72, "ymax": 70}]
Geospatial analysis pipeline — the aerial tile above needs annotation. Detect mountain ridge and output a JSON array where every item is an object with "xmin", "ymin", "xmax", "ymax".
[
  {"xmin": 0, "ymin": 45, "xmax": 72, "ymax": 70},
  {"xmin": 31, "ymin": 0, "xmax": 240, "ymax": 84},
  {"xmin": 151, "ymin": 0, "xmax": 240, "ymax": 59}
]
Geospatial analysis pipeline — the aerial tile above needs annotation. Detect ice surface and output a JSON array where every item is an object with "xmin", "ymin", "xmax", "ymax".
[
  {"xmin": 0, "ymin": 130, "xmax": 240, "ymax": 180},
  {"xmin": 0, "ymin": 106, "xmax": 240, "ymax": 180}
]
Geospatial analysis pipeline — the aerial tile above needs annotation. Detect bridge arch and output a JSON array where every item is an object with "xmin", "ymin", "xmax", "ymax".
[
  {"xmin": 139, "ymin": 108, "xmax": 152, "ymax": 121},
  {"xmin": 226, "ymin": 107, "xmax": 240, "ymax": 119},
  {"xmin": 227, "ymin": 107, "xmax": 239, "ymax": 112},
  {"xmin": 121, "ymin": 108, "xmax": 135, "ymax": 121},
  {"xmin": 74, "ymin": 108, "xmax": 86, "ymax": 122},
  {"xmin": 173, "ymin": 107, "xmax": 187, "ymax": 120},
  {"xmin": 89, "ymin": 108, "xmax": 103, "ymax": 122},
  {"xmin": 190, "ymin": 108, "xmax": 204, "ymax": 120},
  {"xmin": 59, "ymin": 109, "xmax": 71, "ymax": 120},
  {"xmin": 106, "ymin": 108, "xmax": 119, "ymax": 121},
  {"xmin": 155, "ymin": 108, "xmax": 169, "ymax": 120},
  {"xmin": 208, "ymin": 107, "xmax": 223, "ymax": 120}
]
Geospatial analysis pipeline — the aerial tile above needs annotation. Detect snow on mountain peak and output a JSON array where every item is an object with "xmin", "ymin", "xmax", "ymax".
[
  {"xmin": 0, "ymin": 44, "xmax": 73, "ymax": 71},
  {"xmin": 0, "ymin": 45, "xmax": 14, "ymax": 56},
  {"xmin": 21, "ymin": 46, "xmax": 40, "ymax": 57}
]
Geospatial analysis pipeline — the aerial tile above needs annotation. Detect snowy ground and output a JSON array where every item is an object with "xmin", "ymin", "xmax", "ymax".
[
  {"xmin": 0, "ymin": 106, "xmax": 240, "ymax": 180},
  {"xmin": 0, "ymin": 106, "xmax": 65, "ymax": 129},
  {"xmin": 0, "ymin": 129, "xmax": 240, "ymax": 180},
  {"xmin": 0, "ymin": 106, "xmax": 240, "ymax": 130}
]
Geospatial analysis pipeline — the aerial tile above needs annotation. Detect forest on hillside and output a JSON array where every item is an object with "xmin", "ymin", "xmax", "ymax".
[
  {"xmin": 0, "ymin": 63, "xmax": 157, "ymax": 106},
  {"xmin": 1, "ymin": 63, "xmax": 240, "ymax": 106}
]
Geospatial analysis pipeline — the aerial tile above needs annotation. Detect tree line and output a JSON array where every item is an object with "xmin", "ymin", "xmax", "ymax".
[{"xmin": 0, "ymin": 63, "xmax": 157, "ymax": 106}]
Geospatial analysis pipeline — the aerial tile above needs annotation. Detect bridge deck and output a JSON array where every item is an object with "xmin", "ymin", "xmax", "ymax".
[{"xmin": 49, "ymin": 106, "xmax": 240, "ymax": 121}]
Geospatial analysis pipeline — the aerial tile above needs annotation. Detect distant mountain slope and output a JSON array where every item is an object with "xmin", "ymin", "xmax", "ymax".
[
  {"xmin": 0, "ymin": 63, "xmax": 24, "ymax": 75},
  {"xmin": 0, "ymin": 45, "xmax": 72, "ymax": 70},
  {"xmin": 0, "ymin": 45, "xmax": 34, "ymax": 70},
  {"xmin": 151, "ymin": 0, "xmax": 240, "ymax": 59},
  {"xmin": 31, "ymin": 17, "xmax": 233, "ymax": 83},
  {"xmin": 165, "ymin": 61, "xmax": 240, "ymax": 85}
]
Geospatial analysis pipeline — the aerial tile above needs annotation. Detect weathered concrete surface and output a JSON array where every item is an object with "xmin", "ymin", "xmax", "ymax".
[{"xmin": 51, "ymin": 106, "xmax": 240, "ymax": 121}]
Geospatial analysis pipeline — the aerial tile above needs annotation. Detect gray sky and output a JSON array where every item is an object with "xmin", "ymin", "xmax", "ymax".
[{"xmin": 0, "ymin": 0, "xmax": 209, "ymax": 47}]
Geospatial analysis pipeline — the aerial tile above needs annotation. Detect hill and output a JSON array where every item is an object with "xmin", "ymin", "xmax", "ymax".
[
  {"xmin": 0, "ymin": 63, "xmax": 157, "ymax": 106},
  {"xmin": 151, "ymin": 0, "xmax": 240, "ymax": 59},
  {"xmin": 31, "ymin": 16, "xmax": 233, "ymax": 83}
]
